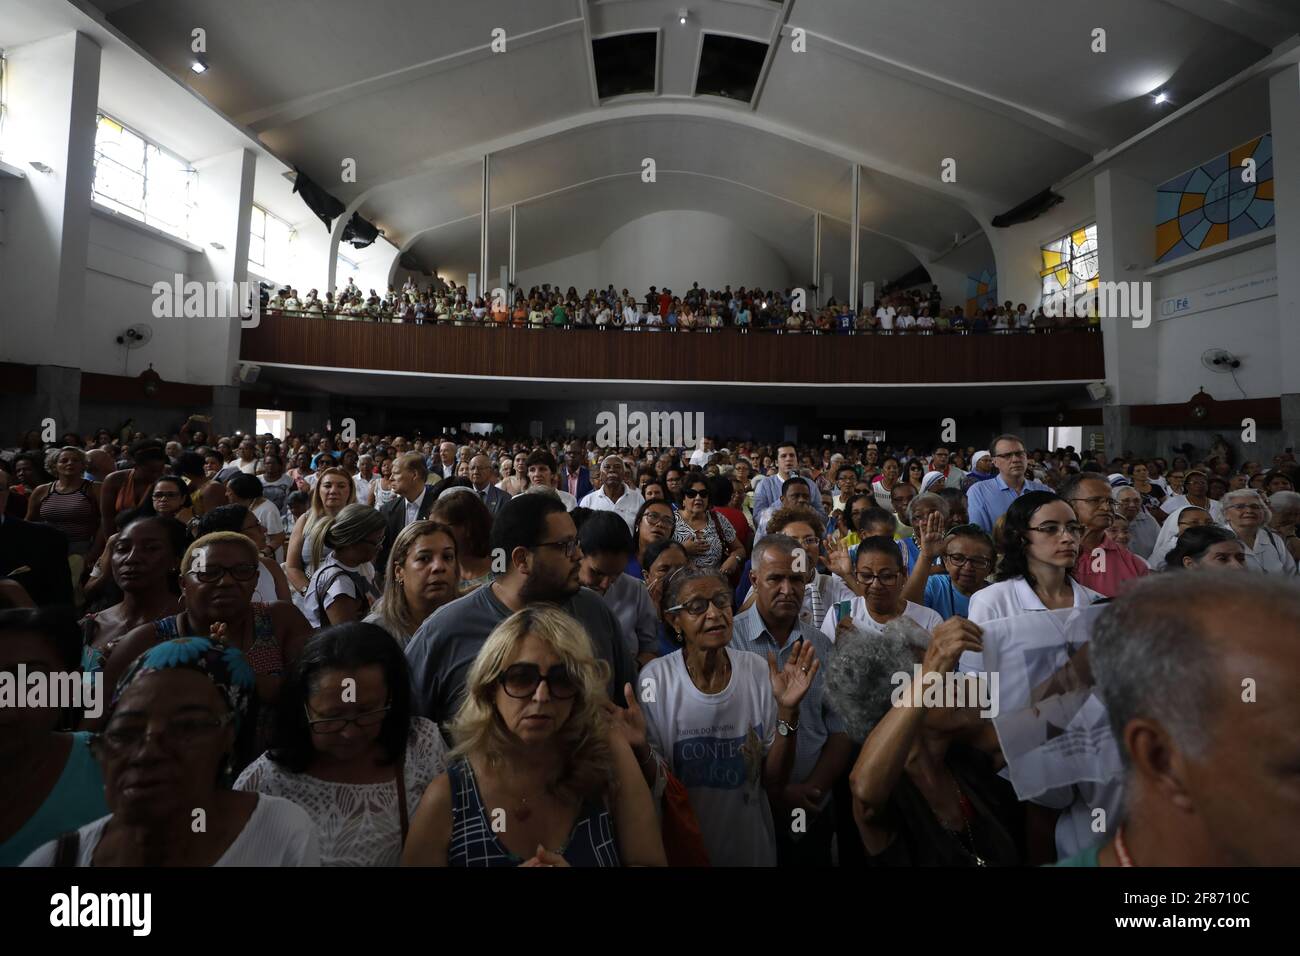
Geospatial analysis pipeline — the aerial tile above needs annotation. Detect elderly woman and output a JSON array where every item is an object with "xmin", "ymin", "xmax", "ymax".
[
  {"xmin": 871, "ymin": 458, "xmax": 902, "ymax": 511},
  {"xmin": 24, "ymin": 636, "xmax": 319, "ymax": 865},
  {"xmin": 1221, "ymin": 488, "xmax": 1297, "ymax": 575},
  {"xmin": 673, "ymin": 472, "xmax": 745, "ymax": 575},
  {"xmin": 365, "ymin": 520, "xmax": 460, "ymax": 645},
  {"xmin": 197, "ymin": 505, "xmax": 291, "ymax": 604},
  {"xmin": 823, "ymin": 536, "xmax": 943, "ymax": 643},
  {"xmin": 102, "ymin": 532, "xmax": 312, "ymax": 769},
  {"xmin": 1113, "ymin": 485, "xmax": 1160, "ymax": 560},
  {"xmin": 80, "ymin": 516, "xmax": 187, "ymax": 677},
  {"xmin": 1162, "ymin": 525, "xmax": 1247, "ymax": 571},
  {"xmin": 304, "ymin": 503, "xmax": 386, "ymax": 627},
  {"xmin": 236, "ymin": 622, "xmax": 447, "ymax": 866},
  {"xmin": 1146, "ymin": 504, "xmax": 1215, "ymax": 570},
  {"xmin": 1162, "ymin": 469, "xmax": 1223, "ymax": 523},
  {"xmin": 0, "ymin": 609, "xmax": 109, "ymax": 865},
  {"xmin": 402, "ymin": 606, "xmax": 666, "ymax": 866},
  {"xmin": 638, "ymin": 568, "xmax": 820, "ymax": 866},
  {"xmin": 834, "ymin": 616, "xmax": 1020, "ymax": 866},
  {"xmin": 1268, "ymin": 490, "xmax": 1300, "ymax": 565},
  {"xmin": 901, "ymin": 517, "xmax": 995, "ymax": 619},
  {"xmin": 901, "ymin": 492, "xmax": 949, "ymax": 575},
  {"xmin": 429, "ymin": 485, "xmax": 496, "ymax": 593},
  {"xmin": 25, "ymin": 445, "xmax": 103, "ymax": 562},
  {"xmin": 286, "ymin": 467, "xmax": 357, "ymax": 595}
]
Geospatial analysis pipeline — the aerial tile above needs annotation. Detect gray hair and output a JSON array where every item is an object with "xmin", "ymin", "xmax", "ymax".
[
  {"xmin": 1269, "ymin": 490, "xmax": 1300, "ymax": 514},
  {"xmin": 1091, "ymin": 574, "xmax": 1300, "ymax": 767},
  {"xmin": 907, "ymin": 492, "xmax": 949, "ymax": 526},
  {"xmin": 825, "ymin": 616, "xmax": 931, "ymax": 742},
  {"xmin": 522, "ymin": 483, "xmax": 560, "ymax": 500},
  {"xmin": 1221, "ymin": 487, "xmax": 1271, "ymax": 523},
  {"xmin": 663, "ymin": 566, "xmax": 729, "ymax": 613},
  {"xmin": 751, "ymin": 532, "xmax": 800, "ymax": 569},
  {"xmin": 1113, "ymin": 484, "xmax": 1141, "ymax": 503}
]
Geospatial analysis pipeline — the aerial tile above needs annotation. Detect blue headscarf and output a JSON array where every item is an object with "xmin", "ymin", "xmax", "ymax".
[{"xmin": 111, "ymin": 637, "xmax": 255, "ymax": 729}]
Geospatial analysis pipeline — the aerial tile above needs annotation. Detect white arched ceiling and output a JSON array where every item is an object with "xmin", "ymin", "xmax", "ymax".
[{"xmin": 91, "ymin": 0, "xmax": 1300, "ymax": 286}]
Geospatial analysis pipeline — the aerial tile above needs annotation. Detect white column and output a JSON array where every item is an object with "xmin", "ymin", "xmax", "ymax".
[
  {"xmin": 508, "ymin": 203, "xmax": 518, "ymax": 292},
  {"xmin": 849, "ymin": 164, "xmax": 861, "ymax": 312},
  {"xmin": 812, "ymin": 212, "xmax": 822, "ymax": 308},
  {"xmin": 0, "ymin": 31, "xmax": 101, "ymax": 371},
  {"xmin": 479, "ymin": 155, "xmax": 490, "ymax": 300},
  {"xmin": 1270, "ymin": 64, "xmax": 1300, "ymax": 448}
]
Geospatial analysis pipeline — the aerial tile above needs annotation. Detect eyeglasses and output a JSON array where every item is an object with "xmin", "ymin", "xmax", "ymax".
[
  {"xmin": 188, "ymin": 562, "xmax": 259, "ymax": 583},
  {"xmin": 666, "ymin": 592, "xmax": 732, "ymax": 615},
  {"xmin": 642, "ymin": 513, "xmax": 675, "ymax": 529},
  {"xmin": 682, "ymin": 487, "xmax": 707, "ymax": 499},
  {"xmin": 993, "ymin": 450, "xmax": 1028, "ymax": 459},
  {"xmin": 944, "ymin": 553, "xmax": 992, "ymax": 570},
  {"xmin": 533, "ymin": 538, "xmax": 580, "ymax": 558},
  {"xmin": 93, "ymin": 712, "xmax": 234, "ymax": 756},
  {"xmin": 152, "ymin": 491, "xmax": 182, "ymax": 499},
  {"xmin": 1026, "ymin": 522, "xmax": 1087, "ymax": 538},
  {"xmin": 854, "ymin": 570, "xmax": 901, "ymax": 587},
  {"xmin": 793, "ymin": 535, "xmax": 819, "ymax": 548},
  {"xmin": 498, "ymin": 662, "xmax": 578, "ymax": 700},
  {"xmin": 305, "ymin": 705, "xmax": 391, "ymax": 734},
  {"xmin": 1226, "ymin": 503, "xmax": 1264, "ymax": 512},
  {"xmin": 1068, "ymin": 496, "xmax": 1113, "ymax": 508}
]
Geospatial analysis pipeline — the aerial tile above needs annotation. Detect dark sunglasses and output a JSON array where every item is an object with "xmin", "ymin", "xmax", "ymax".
[
  {"xmin": 682, "ymin": 487, "xmax": 708, "ymax": 498},
  {"xmin": 498, "ymin": 662, "xmax": 578, "ymax": 700}
]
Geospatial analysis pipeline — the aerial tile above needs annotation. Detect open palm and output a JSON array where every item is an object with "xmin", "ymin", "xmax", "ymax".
[{"xmin": 768, "ymin": 640, "xmax": 820, "ymax": 711}]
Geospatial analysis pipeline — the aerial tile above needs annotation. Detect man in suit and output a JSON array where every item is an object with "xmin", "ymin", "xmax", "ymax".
[
  {"xmin": 432, "ymin": 441, "xmax": 457, "ymax": 480},
  {"xmin": 0, "ymin": 469, "xmax": 73, "ymax": 607},
  {"xmin": 378, "ymin": 451, "xmax": 434, "ymax": 578},
  {"xmin": 559, "ymin": 441, "xmax": 593, "ymax": 501},
  {"xmin": 467, "ymin": 454, "xmax": 509, "ymax": 518}
]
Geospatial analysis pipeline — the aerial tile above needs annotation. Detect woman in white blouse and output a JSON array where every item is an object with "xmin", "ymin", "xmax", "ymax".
[
  {"xmin": 823, "ymin": 535, "xmax": 943, "ymax": 643},
  {"xmin": 1221, "ymin": 488, "xmax": 1297, "ymax": 576},
  {"xmin": 236, "ymin": 622, "xmax": 448, "ymax": 866}
]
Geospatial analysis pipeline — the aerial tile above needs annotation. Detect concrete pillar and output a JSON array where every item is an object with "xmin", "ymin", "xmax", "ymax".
[
  {"xmin": 1269, "ymin": 65, "xmax": 1300, "ymax": 452},
  {"xmin": 849, "ymin": 165, "xmax": 860, "ymax": 312},
  {"xmin": 209, "ymin": 384, "xmax": 250, "ymax": 437},
  {"xmin": 479, "ymin": 155, "xmax": 490, "ymax": 301},
  {"xmin": 812, "ymin": 212, "xmax": 822, "ymax": 308},
  {"xmin": 1101, "ymin": 404, "xmax": 1138, "ymax": 462},
  {"xmin": 0, "ymin": 32, "xmax": 101, "ymax": 371}
]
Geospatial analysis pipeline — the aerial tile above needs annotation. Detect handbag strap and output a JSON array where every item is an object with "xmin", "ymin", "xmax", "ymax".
[{"xmin": 396, "ymin": 754, "xmax": 409, "ymax": 847}]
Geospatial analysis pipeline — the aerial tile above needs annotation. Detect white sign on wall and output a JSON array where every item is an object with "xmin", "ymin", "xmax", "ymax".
[{"xmin": 1157, "ymin": 269, "xmax": 1276, "ymax": 322}]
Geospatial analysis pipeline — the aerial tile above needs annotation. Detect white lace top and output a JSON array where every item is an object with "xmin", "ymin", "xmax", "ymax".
[{"xmin": 234, "ymin": 717, "xmax": 448, "ymax": 867}]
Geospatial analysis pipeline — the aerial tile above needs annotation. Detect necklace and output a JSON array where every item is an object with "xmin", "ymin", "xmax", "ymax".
[
  {"xmin": 947, "ymin": 779, "xmax": 986, "ymax": 866},
  {"xmin": 686, "ymin": 654, "xmax": 730, "ymax": 692}
]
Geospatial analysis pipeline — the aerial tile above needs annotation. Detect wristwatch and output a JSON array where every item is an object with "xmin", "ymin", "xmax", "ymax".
[{"xmin": 777, "ymin": 717, "xmax": 800, "ymax": 736}]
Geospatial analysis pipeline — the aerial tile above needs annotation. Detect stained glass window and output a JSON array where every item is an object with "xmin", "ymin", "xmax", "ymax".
[{"xmin": 1040, "ymin": 224, "xmax": 1098, "ymax": 310}]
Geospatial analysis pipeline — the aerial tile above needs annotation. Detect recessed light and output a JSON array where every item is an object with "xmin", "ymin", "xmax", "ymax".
[
  {"xmin": 678, "ymin": 8, "xmax": 688, "ymax": 25},
  {"xmin": 191, "ymin": 59, "xmax": 208, "ymax": 75}
]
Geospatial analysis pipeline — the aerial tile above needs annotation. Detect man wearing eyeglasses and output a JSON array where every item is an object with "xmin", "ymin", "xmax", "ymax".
[
  {"xmin": 966, "ymin": 434, "xmax": 1051, "ymax": 534},
  {"xmin": 1060, "ymin": 473, "xmax": 1148, "ymax": 598},
  {"xmin": 404, "ymin": 493, "xmax": 634, "ymax": 731}
]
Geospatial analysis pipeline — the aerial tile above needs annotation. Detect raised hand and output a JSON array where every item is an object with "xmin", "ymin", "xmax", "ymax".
[
  {"xmin": 601, "ymin": 684, "xmax": 648, "ymax": 754},
  {"xmin": 923, "ymin": 617, "xmax": 983, "ymax": 676},
  {"xmin": 768, "ymin": 640, "xmax": 820, "ymax": 711},
  {"xmin": 823, "ymin": 536, "xmax": 854, "ymax": 583},
  {"xmin": 918, "ymin": 511, "xmax": 946, "ymax": 560}
]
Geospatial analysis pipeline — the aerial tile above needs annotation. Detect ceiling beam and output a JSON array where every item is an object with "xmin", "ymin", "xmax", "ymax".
[
  {"xmin": 578, "ymin": 0, "xmax": 601, "ymax": 105},
  {"xmin": 789, "ymin": 27, "xmax": 1108, "ymax": 155},
  {"xmin": 748, "ymin": 0, "xmax": 794, "ymax": 111},
  {"xmin": 234, "ymin": 17, "xmax": 586, "ymax": 132}
]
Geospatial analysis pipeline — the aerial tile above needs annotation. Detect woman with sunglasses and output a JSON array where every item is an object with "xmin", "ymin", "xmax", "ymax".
[
  {"xmin": 823, "ymin": 537, "xmax": 943, "ymax": 644},
  {"xmin": 1221, "ymin": 488, "xmax": 1297, "ymax": 575},
  {"xmin": 235, "ymin": 622, "xmax": 447, "ymax": 866},
  {"xmin": 629, "ymin": 499, "xmax": 676, "ymax": 579},
  {"xmin": 904, "ymin": 459, "xmax": 926, "ymax": 494},
  {"xmin": 403, "ymin": 605, "xmax": 666, "ymax": 867},
  {"xmin": 101, "ymin": 533, "xmax": 311, "ymax": 771},
  {"xmin": 638, "ymin": 566, "xmax": 819, "ymax": 866},
  {"xmin": 965, "ymin": 493, "xmax": 1103, "ymax": 659},
  {"xmin": 0, "ymin": 608, "xmax": 109, "ymax": 866},
  {"xmin": 673, "ymin": 473, "xmax": 745, "ymax": 575},
  {"xmin": 900, "ymin": 515, "xmax": 995, "ymax": 619},
  {"xmin": 23, "ymin": 637, "xmax": 319, "ymax": 866}
]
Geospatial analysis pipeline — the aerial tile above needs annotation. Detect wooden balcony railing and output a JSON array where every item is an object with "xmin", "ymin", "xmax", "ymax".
[{"xmin": 239, "ymin": 315, "xmax": 1105, "ymax": 384}]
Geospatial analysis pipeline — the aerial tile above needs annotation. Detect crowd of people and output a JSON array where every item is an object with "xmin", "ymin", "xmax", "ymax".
[
  {"xmin": 263, "ymin": 276, "xmax": 1093, "ymax": 335},
  {"xmin": 1, "ymin": 419, "xmax": 1297, "ymax": 867}
]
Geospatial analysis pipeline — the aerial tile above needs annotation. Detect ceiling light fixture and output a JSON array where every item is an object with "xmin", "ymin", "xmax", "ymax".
[
  {"xmin": 191, "ymin": 59, "xmax": 208, "ymax": 75},
  {"xmin": 1153, "ymin": 90, "xmax": 1169, "ymax": 105},
  {"xmin": 678, "ymin": 8, "xmax": 689, "ymax": 25}
]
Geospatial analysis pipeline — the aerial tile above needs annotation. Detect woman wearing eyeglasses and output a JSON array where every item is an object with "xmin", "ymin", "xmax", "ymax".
[
  {"xmin": 636, "ymin": 566, "xmax": 819, "ymax": 866},
  {"xmin": 234, "ymin": 622, "xmax": 447, "ymax": 866},
  {"xmin": 900, "ymin": 515, "xmax": 995, "ymax": 620},
  {"xmin": 100, "ymin": 533, "xmax": 312, "ymax": 772},
  {"xmin": 23, "ymin": 636, "xmax": 319, "ymax": 866},
  {"xmin": 822, "ymin": 537, "xmax": 943, "ymax": 644},
  {"xmin": 403, "ymin": 605, "xmax": 666, "ymax": 867},
  {"xmin": 630, "ymin": 499, "xmax": 677, "ymax": 579},
  {"xmin": 141, "ymin": 475, "xmax": 195, "ymax": 527},
  {"xmin": 965, "ymin": 493, "xmax": 1103, "ymax": 657},
  {"xmin": 1220, "ymin": 488, "xmax": 1297, "ymax": 575}
]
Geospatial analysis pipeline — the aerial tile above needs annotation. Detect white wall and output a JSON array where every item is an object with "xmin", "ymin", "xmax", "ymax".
[
  {"xmin": 514, "ymin": 249, "xmax": 601, "ymax": 294},
  {"xmin": 983, "ymin": 177, "xmax": 1097, "ymax": 309},
  {"xmin": 1152, "ymin": 242, "xmax": 1278, "ymax": 403},
  {"xmin": 596, "ymin": 209, "xmax": 791, "ymax": 295}
]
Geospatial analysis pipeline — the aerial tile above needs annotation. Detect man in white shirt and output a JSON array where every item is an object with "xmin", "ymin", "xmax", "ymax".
[
  {"xmin": 580, "ymin": 455, "xmax": 644, "ymax": 533},
  {"xmin": 753, "ymin": 442, "xmax": 825, "ymax": 519},
  {"xmin": 689, "ymin": 436, "xmax": 715, "ymax": 468},
  {"xmin": 875, "ymin": 303, "xmax": 895, "ymax": 331},
  {"xmin": 523, "ymin": 450, "xmax": 576, "ymax": 510}
]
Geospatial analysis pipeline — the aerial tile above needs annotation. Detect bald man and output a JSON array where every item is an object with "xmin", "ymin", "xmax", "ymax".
[{"xmin": 1060, "ymin": 574, "xmax": 1300, "ymax": 865}]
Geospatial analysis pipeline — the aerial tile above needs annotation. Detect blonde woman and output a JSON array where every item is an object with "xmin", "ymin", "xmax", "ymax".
[
  {"xmin": 364, "ymin": 520, "xmax": 460, "ymax": 645},
  {"xmin": 285, "ymin": 467, "xmax": 356, "ymax": 594},
  {"xmin": 402, "ymin": 606, "xmax": 666, "ymax": 867}
]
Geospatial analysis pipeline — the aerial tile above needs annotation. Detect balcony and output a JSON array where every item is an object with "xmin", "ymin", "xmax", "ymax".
[{"xmin": 240, "ymin": 315, "xmax": 1105, "ymax": 385}]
